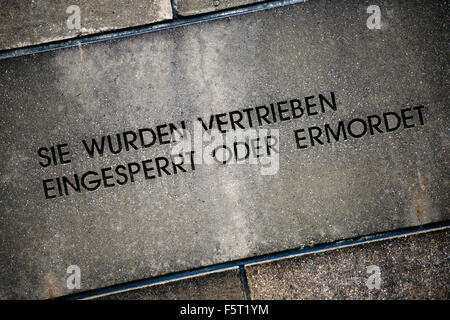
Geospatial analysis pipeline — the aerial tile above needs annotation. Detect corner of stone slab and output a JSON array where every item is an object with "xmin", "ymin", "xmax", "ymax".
[{"xmin": 170, "ymin": 0, "xmax": 180, "ymax": 19}]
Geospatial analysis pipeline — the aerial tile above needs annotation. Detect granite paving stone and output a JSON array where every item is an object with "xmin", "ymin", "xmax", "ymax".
[
  {"xmin": 246, "ymin": 229, "xmax": 450, "ymax": 299},
  {"xmin": 174, "ymin": 0, "xmax": 268, "ymax": 16},
  {"xmin": 0, "ymin": 0, "xmax": 173, "ymax": 51},
  {"xmin": 96, "ymin": 269, "xmax": 244, "ymax": 300}
]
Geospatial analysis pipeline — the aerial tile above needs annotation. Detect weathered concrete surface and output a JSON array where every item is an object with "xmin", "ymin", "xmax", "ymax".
[
  {"xmin": 96, "ymin": 269, "xmax": 244, "ymax": 300},
  {"xmin": 174, "ymin": 0, "xmax": 267, "ymax": 16},
  {"xmin": 0, "ymin": 0, "xmax": 172, "ymax": 51},
  {"xmin": 0, "ymin": 0, "xmax": 448, "ymax": 299},
  {"xmin": 246, "ymin": 228, "xmax": 450, "ymax": 299}
]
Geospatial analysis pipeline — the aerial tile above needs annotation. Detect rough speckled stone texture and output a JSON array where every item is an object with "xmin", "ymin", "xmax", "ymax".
[
  {"xmin": 174, "ymin": 0, "xmax": 267, "ymax": 16},
  {"xmin": 0, "ymin": 0, "xmax": 172, "ymax": 51},
  {"xmin": 0, "ymin": 0, "xmax": 448, "ymax": 299},
  {"xmin": 95, "ymin": 269, "xmax": 244, "ymax": 300},
  {"xmin": 246, "ymin": 229, "xmax": 450, "ymax": 299}
]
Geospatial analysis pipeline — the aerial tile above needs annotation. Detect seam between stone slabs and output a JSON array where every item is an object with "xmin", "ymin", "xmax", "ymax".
[
  {"xmin": 239, "ymin": 266, "xmax": 251, "ymax": 300},
  {"xmin": 0, "ymin": 0, "xmax": 307, "ymax": 61},
  {"xmin": 61, "ymin": 221, "xmax": 450, "ymax": 300}
]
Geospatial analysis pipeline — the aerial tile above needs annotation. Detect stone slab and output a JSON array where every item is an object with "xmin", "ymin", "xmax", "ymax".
[
  {"xmin": 246, "ymin": 228, "xmax": 450, "ymax": 299},
  {"xmin": 96, "ymin": 269, "xmax": 244, "ymax": 300},
  {"xmin": 0, "ymin": 0, "xmax": 448, "ymax": 299},
  {"xmin": 0, "ymin": 0, "xmax": 173, "ymax": 51},
  {"xmin": 174, "ymin": 0, "xmax": 267, "ymax": 16}
]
